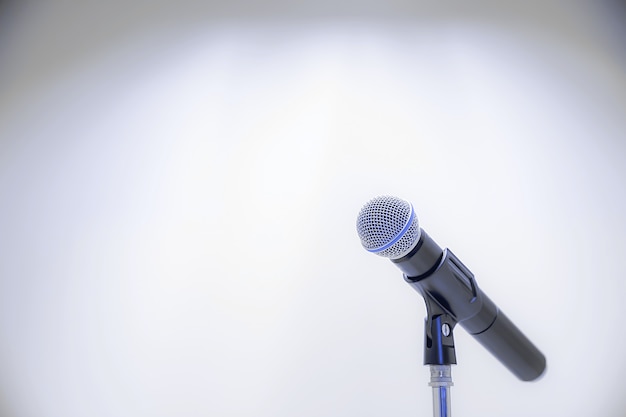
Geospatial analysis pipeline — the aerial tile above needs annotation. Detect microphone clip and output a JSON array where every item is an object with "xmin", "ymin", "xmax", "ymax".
[{"xmin": 421, "ymin": 291, "xmax": 458, "ymax": 366}]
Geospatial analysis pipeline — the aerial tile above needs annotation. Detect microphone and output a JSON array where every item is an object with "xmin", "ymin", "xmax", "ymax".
[{"xmin": 356, "ymin": 196, "xmax": 546, "ymax": 381}]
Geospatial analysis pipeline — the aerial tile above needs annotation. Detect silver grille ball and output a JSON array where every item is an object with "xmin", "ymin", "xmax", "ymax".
[{"xmin": 356, "ymin": 196, "xmax": 421, "ymax": 259}]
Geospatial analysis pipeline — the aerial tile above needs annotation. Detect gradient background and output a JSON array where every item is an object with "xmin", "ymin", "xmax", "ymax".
[{"xmin": 1, "ymin": 1, "xmax": 626, "ymax": 416}]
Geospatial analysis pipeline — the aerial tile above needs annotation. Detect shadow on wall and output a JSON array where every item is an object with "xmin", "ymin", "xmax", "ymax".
[{"xmin": 1, "ymin": 1, "xmax": 626, "ymax": 110}]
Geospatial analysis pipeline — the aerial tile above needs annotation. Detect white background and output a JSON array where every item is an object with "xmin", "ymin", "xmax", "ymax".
[{"xmin": 1, "ymin": 1, "xmax": 626, "ymax": 416}]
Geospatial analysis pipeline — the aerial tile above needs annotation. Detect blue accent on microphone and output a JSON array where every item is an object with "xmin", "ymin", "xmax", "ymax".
[{"xmin": 368, "ymin": 205, "xmax": 415, "ymax": 253}]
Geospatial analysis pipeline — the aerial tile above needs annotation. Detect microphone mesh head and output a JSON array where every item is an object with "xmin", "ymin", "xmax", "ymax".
[{"xmin": 356, "ymin": 196, "xmax": 421, "ymax": 259}]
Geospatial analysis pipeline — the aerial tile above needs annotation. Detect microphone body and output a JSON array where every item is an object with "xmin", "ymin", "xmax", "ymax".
[
  {"xmin": 356, "ymin": 196, "xmax": 546, "ymax": 381},
  {"xmin": 395, "ymin": 229, "xmax": 545, "ymax": 381}
]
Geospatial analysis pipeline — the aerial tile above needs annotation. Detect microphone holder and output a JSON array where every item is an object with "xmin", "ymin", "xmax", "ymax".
[{"xmin": 421, "ymin": 291, "xmax": 457, "ymax": 417}]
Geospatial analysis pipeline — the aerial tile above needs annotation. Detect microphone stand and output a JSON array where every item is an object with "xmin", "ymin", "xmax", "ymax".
[
  {"xmin": 420, "ymin": 291, "xmax": 457, "ymax": 417},
  {"xmin": 429, "ymin": 365, "xmax": 453, "ymax": 417}
]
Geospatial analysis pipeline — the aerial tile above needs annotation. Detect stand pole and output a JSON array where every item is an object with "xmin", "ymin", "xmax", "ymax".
[
  {"xmin": 429, "ymin": 365, "xmax": 453, "ymax": 417},
  {"xmin": 417, "ymin": 292, "xmax": 457, "ymax": 417}
]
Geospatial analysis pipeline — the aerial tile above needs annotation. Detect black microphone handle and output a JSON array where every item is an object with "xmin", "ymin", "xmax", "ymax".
[
  {"xmin": 471, "ymin": 303, "xmax": 546, "ymax": 381},
  {"xmin": 395, "ymin": 229, "xmax": 546, "ymax": 381}
]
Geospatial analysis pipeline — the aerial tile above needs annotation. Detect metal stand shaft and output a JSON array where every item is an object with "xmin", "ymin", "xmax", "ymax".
[
  {"xmin": 429, "ymin": 365, "xmax": 453, "ymax": 417},
  {"xmin": 417, "ymin": 290, "xmax": 457, "ymax": 417}
]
